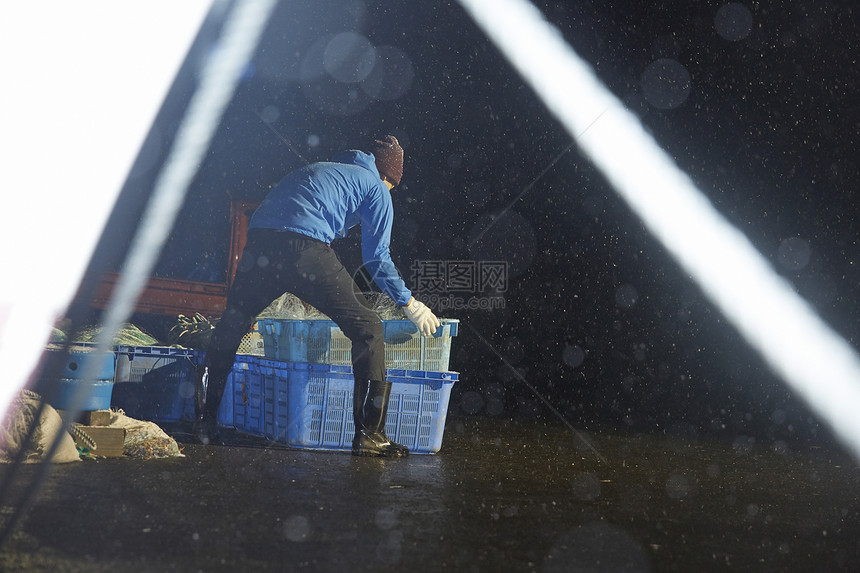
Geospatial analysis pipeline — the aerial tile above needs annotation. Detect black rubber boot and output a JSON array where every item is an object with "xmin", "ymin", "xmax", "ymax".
[
  {"xmin": 192, "ymin": 414, "xmax": 220, "ymax": 445},
  {"xmin": 193, "ymin": 364, "xmax": 208, "ymax": 421},
  {"xmin": 352, "ymin": 380, "xmax": 409, "ymax": 458},
  {"xmin": 192, "ymin": 365, "xmax": 222, "ymax": 445}
]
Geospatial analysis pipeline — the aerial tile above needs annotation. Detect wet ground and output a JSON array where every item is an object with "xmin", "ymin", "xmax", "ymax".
[{"xmin": 0, "ymin": 416, "xmax": 859, "ymax": 572}]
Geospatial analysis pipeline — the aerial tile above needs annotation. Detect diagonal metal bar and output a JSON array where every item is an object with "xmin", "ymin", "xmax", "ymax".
[
  {"xmin": 468, "ymin": 107, "xmax": 608, "ymax": 248},
  {"xmin": 255, "ymin": 108, "xmax": 310, "ymax": 165},
  {"xmin": 456, "ymin": 0, "xmax": 860, "ymax": 461},
  {"xmin": 0, "ymin": 0, "xmax": 277, "ymax": 549},
  {"xmin": 465, "ymin": 322, "xmax": 608, "ymax": 463}
]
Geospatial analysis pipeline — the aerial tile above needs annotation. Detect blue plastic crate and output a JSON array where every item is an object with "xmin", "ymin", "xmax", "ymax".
[
  {"xmin": 230, "ymin": 356, "xmax": 289, "ymax": 437},
  {"xmin": 260, "ymin": 319, "xmax": 459, "ymax": 371},
  {"xmin": 382, "ymin": 320, "xmax": 459, "ymax": 372},
  {"xmin": 258, "ymin": 319, "xmax": 309, "ymax": 362},
  {"xmin": 283, "ymin": 363, "xmax": 458, "ymax": 454},
  {"xmin": 307, "ymin": 320, "xmax": 352, "ymax": 364},
  {"xmin": 110, "ymin": 346, "xmax": 231, "ymax": 426},
  {"xmin": 261, "ymin": 360, "xmax": 300, "ymax": 442},
  {"xmin": 111, "ymin": 359, "xmax": 195, "ymax": 423},
  {"xmin": 228, "ymin": 355, "xmax": 264, "ymax": 434}
]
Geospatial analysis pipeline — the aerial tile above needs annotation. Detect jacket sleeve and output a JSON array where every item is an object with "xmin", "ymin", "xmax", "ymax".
[{"xmin": 359, "ymin": 186, "xmax": 412, "ymax": 306}]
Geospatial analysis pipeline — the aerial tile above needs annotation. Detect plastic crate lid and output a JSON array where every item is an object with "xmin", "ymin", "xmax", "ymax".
[
  {"xmin": 307, "ymin": 363, "xmax": 354, "ymax": 375},
  {"xmin": 386, "ymin": 369, "xmax": 459, "ymax": 382},
  {"xmin": 260, "ymin": 317, "xmax": 459, "ymax": 337},
  {"xmin": 114, "ymin": 345, "xmax": 200, "ymax": 359}
]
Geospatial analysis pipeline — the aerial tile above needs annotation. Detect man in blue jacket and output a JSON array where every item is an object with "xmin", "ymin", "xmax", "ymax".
[{"xmin": 195, "ymin": 135, "xmax": 440, "ymax": 457}]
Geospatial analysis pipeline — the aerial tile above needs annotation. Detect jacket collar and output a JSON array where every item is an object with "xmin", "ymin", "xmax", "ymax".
[{"xmin": 330, "ymin": 149, "xmax": 380, "ymax": 178}]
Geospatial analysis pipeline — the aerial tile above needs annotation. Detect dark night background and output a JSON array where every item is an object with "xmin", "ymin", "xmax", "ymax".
[{"xmin": 120, "ymin": 0, "xmax": 859, "ymax": 453}]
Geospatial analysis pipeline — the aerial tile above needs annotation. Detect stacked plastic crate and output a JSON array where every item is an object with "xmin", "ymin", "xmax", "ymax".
[
  {"xmin": 110, "ymin": 345, "xmax": 238, "ymax": 427},
  {"xmin": 255, "ymin": 318, "xmax": 460, "ymax": 454},
  {"xmin": 108, "ymin": 324, "xmax": 263, "ymax": 425},
  {"xmin": 105, "ymin": 318, "xmax": 460, "ymax": 455}
]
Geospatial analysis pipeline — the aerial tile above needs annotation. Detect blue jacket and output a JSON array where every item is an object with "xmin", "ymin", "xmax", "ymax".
[{"xmin": 248, "ymin": 150, "xmax": 412, "ymax": 305}]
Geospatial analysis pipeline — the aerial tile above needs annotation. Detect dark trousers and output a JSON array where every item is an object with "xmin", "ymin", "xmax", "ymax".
[{"xmin": 202, "ymin": 229, "xmax": 385, "ymax": 418}]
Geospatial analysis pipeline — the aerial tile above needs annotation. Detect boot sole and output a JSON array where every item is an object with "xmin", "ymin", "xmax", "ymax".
[{"xmin": 351, "ymin": 448, "xmax": 409, "ymax": 458}]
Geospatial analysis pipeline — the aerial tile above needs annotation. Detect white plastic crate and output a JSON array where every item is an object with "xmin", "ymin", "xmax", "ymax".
[{"xmin": 260, "ymin": 319, "xmax": 459, "ymax": 371}]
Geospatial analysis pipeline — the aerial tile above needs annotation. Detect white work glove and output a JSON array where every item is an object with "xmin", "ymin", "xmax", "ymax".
[{"xmin": 402, "ymin": 297, "xmax": 441, "ymax": 336}]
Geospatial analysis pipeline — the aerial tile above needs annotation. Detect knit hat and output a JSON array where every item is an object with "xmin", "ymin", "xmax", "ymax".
[{"xmin": 369, "ymin": 135, "xmax": 404, "ymax": 185}]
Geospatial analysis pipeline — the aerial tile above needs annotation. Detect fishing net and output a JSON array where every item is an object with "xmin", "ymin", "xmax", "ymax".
[
  {"xmin": 71, "ymin": 323, "xmax": 161, "ymax": 346},
  {"xmin": 256, "ymin": 292, "xmax": 406, "ymax": 320},
  {"xmin": 256, "ymin": 292, "xmax": 324, "ymax": 320},
  {"xmin": 0, "ymin": 391, "xmax": 80, "ymax": 464},
  {"xmin": 364, "ymin": 292, "xmax": 407, "ymax": 320},
  {"xmin": 108, "ymin": 409, "xmax": 184, "ymax": 459},
  {"xmin": 0, "ymin": 390, "xmax": 183, "ymax": 462}
]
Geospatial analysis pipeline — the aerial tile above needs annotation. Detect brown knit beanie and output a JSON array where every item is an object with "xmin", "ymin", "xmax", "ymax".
[{"xmin": 369, "ymin": 135, "xmax": 404, "ymax": 185}]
